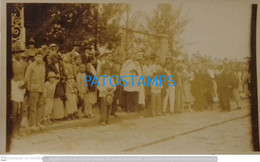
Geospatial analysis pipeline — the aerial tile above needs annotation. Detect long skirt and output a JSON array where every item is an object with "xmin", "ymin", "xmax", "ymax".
[
  {"xmin": 83, "ymin": 91, "xmax": 97, "ymax": 116},
  {"xmin": 175, "ymin": 86, "xmax": 184, "ymax": 113},
  {"xmin": 65, "ymin": 93, "xmax": 77, "ymax": 115},
  {"xmin": 183, "ymin": 81, "xmax": 195, "ymax": 103},
  {"xmin": 125, "ymin": 91, "xmax": 138, "ymax": 112},
  {"xmin": 87, "ymin": 91, "xmax": 97, "ymax": 105},
  {"xmin": 163, "ymin": 86, "xmax": 175, "ymax": 113},
  {"xmin": 51, "ymin": 98, "xmax": 65, "ymax": 119},
  {"xmin": 138, "ymin": 85, "xmax": 145, "ymax": 105}
]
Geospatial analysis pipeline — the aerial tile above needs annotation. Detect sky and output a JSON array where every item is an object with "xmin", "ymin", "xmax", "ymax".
[{"xmin": 129, "ymin": 0, "xmax": 253, "ymax": 60}]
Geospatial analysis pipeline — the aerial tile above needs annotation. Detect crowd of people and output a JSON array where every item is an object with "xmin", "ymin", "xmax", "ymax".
[{"xmin": 10, "ymin": 38, "xmax": 251, "ymax": 135}]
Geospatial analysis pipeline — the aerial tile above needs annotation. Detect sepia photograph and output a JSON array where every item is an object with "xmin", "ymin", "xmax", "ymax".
[{"xmin": 1, "ymin": 0, "xmax": 259, "ymax": 154}]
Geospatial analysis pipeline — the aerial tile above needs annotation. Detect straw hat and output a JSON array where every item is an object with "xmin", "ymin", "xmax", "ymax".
[
  {"xmin": 73, "ymin": 41, "xmax": 81, "ymax": 47},
  {"xmin": 12, "ymin": 46, "xmax": 25, "ymax": 54},
  {"xmin": 105, "ymin": 94, "xmax": 114, "ymax": 105},
  {"xmin": 49, "ymin": 43, "xmax": 59, "ymax": 49},
  {"xmin": 47, "ymin": 72, "xmax": 58, "ymax": 79}
]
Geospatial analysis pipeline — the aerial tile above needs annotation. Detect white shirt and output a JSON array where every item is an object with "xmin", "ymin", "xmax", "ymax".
[
  {"xmin": 11, "ymin": 79, "xmax": 26, "ymax": 102},
  {"xmin": 120, "ymin": 60, "xmax": 142, "ymax": 92},
  {"xmin": 142, "ymin": 64, "xmax": 153, "ymax": 77}
]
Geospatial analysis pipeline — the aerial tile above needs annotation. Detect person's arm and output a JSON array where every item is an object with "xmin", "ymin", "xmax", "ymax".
[
  {"xmin": 110, "ymin": 79, "xmax": 116, "ymax": 92},
  {"xmin": 76, "ymin": 74, "xmax": 82, "ymax": 92},
  {"xmin": 97, "ymin": 77, "xmax": 105, "ymax": 92},
  {"xmin": 24, "ymin": 64, "xmax": 32, "ymax": 91}
]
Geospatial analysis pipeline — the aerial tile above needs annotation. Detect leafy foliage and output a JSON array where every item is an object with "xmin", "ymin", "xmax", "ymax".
[
  {"xmin": 145, "ymin": 4, "xmax": 189, "ymax": 54},
  {"xmin": 24, "ymin": 3, "xmax": 126, "ymax": 52},
  {"xmin": 23, "ymin": 3, "xmax": 187, "ymax": 54}
]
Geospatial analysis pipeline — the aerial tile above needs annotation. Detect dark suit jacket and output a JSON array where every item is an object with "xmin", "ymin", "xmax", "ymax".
[{"xmin": 81, "ymin": 53, "xmax": 89, "ymax": 64}]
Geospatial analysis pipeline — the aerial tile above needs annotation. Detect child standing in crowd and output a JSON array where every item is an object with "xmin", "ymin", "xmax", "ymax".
[
  {"xmin": 65, "ymin": 75, "xmax": 78, "ymax": 120},
  {"xmin": 150, "ymin": 74, "xmax": 163, "ymax": 116},
  {"xmin": 76, "ymin": 64, "xmax": 88, "ymax": 118},
  {"xmin": 86, "ymin": 56, "xmax": 97, "ymax": 118},
  {"xmin": 11, "ymin": 59, "xmax": 27, "ymax": 134},
  {"xmin": 98, "ymin": 64, "xmax": 116, "ymax": 125},
  {"xmin": 43, "ymin": 72, "xmax": 58, "ymax": 125},
  {"xmin": 25, "ymin": 51, "xmax": 46, "ymax": 131},
  {"xmin": 103, "ymin": 52, "xmax": 119, "ymax": 116}
]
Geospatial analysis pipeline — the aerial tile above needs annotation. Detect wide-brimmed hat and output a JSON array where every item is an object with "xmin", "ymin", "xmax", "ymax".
[
  {"xmin": 12, "ymin": 46, "xmax": 25, "ymax": 54},
  {"xmin": 105, "ymin": 94, "xmax": 114, "ymax": 105},
  {"xmin": 35, "ymin": 50, "xmax": 44, "ymax": 57},
  {"xmin": 73, "ymin": 41, "xmax": 81, "ymax": 47},
  {"xmin": 49, "ymin": 43, "xmax": 59, "ymax": 49},
  {"xmin": 83, "ymin": 45, "xmax": 92, "ymax": 50},
  {"xmin": 47, "ymin": 72, "xmax": 58, "ymax": 79},
  {"xmin": 41, "ymin": 44, "xmax": 48, "ymax": 49}
]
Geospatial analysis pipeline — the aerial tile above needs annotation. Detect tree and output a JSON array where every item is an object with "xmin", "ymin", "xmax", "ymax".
[
  {"xmin": 23, "ymin": 3, "xmax": 126, "ymax": 52},
  {"xmin": 145, "ymin": 4, "xmax": 189, "ymax": 55}
]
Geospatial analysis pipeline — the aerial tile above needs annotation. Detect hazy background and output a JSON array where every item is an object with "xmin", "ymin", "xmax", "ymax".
[{"xmin": 130, "ymin": 0, "xmax": 252, "ymax": 60}]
